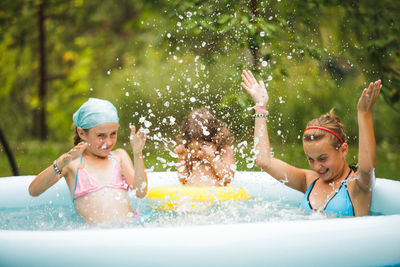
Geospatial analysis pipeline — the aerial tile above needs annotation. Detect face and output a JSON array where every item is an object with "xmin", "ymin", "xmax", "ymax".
[
  {"xmin": 303, "ymin": 137, "xmax": 348, "ymax": 183},
  {"xmin": 78, "ymin": 123, "xmax": 119, "ymax": 158}
]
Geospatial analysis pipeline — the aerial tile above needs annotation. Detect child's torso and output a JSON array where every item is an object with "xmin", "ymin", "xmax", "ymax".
[
  {"xmin": 302, "ymin": 169, "xmax": 372, "ymax": 216},
  {"xmin": 64, "ymin": 152, "xmax": 134, "ymax": 224},
  {"xmin": 73, "ymin": 154, "xmax": 128, "ymax": 199}
]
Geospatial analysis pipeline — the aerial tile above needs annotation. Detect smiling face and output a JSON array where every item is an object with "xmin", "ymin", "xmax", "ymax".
[
  {"xmin": 78, "ymin": 123, "xmax": 119, "ymax": 158},
  {"xmin": 303, "ymin": 136, "xmax": 348, "ymax": 183}
]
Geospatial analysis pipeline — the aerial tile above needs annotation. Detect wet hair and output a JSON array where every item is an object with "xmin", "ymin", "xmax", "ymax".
[
  {"xmin": 180, "ymin": 108, "xmax": 233, "ymax": 150},
  {"xmin": 73, "ymin": 127, "xmax": 89, "ymax": 145},
  {"xmin": 303, "ymin": 108, "xmax": 346, "ymax": 149}
]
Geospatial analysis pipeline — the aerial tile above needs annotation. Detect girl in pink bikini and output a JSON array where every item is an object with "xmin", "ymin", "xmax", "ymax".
[{"xmin": 29, "ymin": 98, "xmax": 148, "ymax": 225}]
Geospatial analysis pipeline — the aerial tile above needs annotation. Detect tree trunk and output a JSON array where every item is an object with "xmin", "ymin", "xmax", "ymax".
[{"xmin": 37, "ymin": 0, "xmax": 47, "ymax": 140}]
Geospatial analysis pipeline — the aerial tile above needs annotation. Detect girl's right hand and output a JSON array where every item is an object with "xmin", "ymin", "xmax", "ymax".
[
  {"xmin": 61, "ymin": 142, "xmax": 88, "ymax": 168},
  {"xmin": 241, "ymin": 70, "xmax": 269, "ymax": 108}
]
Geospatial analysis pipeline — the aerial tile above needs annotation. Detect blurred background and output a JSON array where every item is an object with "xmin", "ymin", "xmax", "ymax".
[{"xmin": 0, "ymin": 0, "xmax": 399, "ymax": 180}]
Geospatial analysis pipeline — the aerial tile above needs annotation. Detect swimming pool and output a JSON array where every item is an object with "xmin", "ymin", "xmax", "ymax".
[{"xmin": 1, "ymin": 172, "xmax": 400, "ymax": 266}]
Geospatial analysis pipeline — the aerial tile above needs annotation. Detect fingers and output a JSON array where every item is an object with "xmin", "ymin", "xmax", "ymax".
[
  {"xmin": 241, "ymin": 82, "xmax": 250, "ymax": 92},
  {"xmin": 74, "ymin": 142, "xmax": 87, "ymax": 152},
  {"xmin": 259, "ymin": 80, "xmax": 265, "ymax": 89},
  {"xmin": 364, "ymin": 80, "xmax": 382, "ymax": 100},
  {"xmin": 372, "ymin": 80, "xmax": 382, "ymax": 98},
  {"xmin": 137, "ymin": 128, "xmax": 146, "ymax": 140},
  {"xmin": 241, "ymin": 72, "xmax": 251, "ymax": 88},
  {"xmin": 130, "ymin": 125, "xmax": 147, "ymax": 140},
  {"xmin": 130, "ymin": 124, "xmax": 136, "ymax": 136},
  {"xmin": 241, "ymin": 70, "xmax": 254, "ymax": 85},
  {"xmin": 241, "ymin": 70, "xmax": 256, "ymax": 93},
  {"xmin": 358, "ymin": 80, "xmax": 382, "ymax": 112},
  {"xmin": 248, "ymin": 70, "xmax": 257, "ymax": 84}
]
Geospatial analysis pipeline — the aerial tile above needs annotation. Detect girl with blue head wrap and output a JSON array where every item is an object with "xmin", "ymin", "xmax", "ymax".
[
  {"xmin": 73, "ymin": 98, "xmax": 119, "ymax": 130},
  {"xmin": 29, "ymin": 98, "xmax": 148, "ymax": 226}
]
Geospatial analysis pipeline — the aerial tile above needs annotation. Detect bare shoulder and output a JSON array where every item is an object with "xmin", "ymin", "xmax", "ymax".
[
  {"xmin": 220, "ymin": 145, "xmax": 234, "ymax": 159},
  {"xmin": 303, "ymin": 169, "xmax": 319, "ymax": 189},
  {"xmin": 112, "ymin": 148, "xmax": 129, "ymax": 158},
  {"xmin": 221, "ymin": 145, "xmax": 234, "ymax": 154}
]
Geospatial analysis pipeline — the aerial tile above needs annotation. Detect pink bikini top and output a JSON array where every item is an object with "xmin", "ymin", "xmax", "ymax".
[{"xmin": 73, "ymin": 154, "xmax": 128, "ymax": 201}]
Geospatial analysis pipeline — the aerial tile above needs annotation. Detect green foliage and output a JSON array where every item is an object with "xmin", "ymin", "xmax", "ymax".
[{"xmin": 0, "ymin": 0, "xmax": 399, "ymax": 179}]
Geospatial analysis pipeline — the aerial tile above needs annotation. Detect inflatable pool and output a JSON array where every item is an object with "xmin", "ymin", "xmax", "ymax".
[{"xmin": 1, "ymin": 171, "xmax": 400, "ymax": 267}]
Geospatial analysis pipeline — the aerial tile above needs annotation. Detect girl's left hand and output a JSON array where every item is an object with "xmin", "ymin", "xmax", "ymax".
[
  {"xmin": 357, "ymin": 80, "xmax": 382, "ymax": 113},
  {"xmin": 130, "ymin": 125, "xmax": 146, "ymax": 154}
]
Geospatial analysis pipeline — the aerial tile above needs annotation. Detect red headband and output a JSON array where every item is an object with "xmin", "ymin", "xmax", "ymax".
[{"xmin": 303, "ymin": 126, "xmax": 344, "ymax": 144}]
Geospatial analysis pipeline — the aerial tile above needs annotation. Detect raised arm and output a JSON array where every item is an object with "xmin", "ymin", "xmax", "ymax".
[
  {"xmin": 357, "ymin": 80, "xmax": 381, "ymax": 188},
  {"xmin": 127, "ymin": 125, "xmax": 148, "ymax": 198},
  {"xmin": 241, "ymin": 70, "xmax": 309, "ymax": 193},
  {"xmin": 28, "ymin": 142, "xmax": 87, "ymax": 196}
]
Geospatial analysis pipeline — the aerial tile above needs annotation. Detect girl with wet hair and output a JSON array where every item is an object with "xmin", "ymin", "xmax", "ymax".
[
  {"xmin": 174, "ymin": 108, "xmax": 236, "ymax": 186},
  {"xmin": 241, "ymin": 70, "xmax": 381, "ymax": 217}
]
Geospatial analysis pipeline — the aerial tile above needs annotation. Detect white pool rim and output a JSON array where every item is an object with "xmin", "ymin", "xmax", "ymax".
[{"xmin": 1, "ymin": 171, "xmax": 400, "ymax": 267}]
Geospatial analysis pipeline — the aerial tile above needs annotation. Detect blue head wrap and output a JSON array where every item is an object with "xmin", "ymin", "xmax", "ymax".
[{"xmin": 73, "ymin": 98, "xmax": 119, "ymax": 129}]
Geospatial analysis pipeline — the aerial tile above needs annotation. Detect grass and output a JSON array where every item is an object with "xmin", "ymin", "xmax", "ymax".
[{"xmin": 1, "ymin": 140, "xmax": 399, "ymax": 181}]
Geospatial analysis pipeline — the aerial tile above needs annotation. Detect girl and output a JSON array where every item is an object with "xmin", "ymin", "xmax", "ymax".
[
  {"xmin": 29, "ymin": 98, "xmax": 148, "ymax": 225},
  {"xmin": 241, "ymin": 70, "xmax": 381, "ymax": 216},
  {"xmin": 174, "ymin": 108, "xmax": 236, "ymax": 186}
]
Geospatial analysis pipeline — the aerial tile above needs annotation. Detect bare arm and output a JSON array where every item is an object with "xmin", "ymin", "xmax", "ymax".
[
  {"xmin": 357, "ymin": 80, "xmax": 381, "ymax": 189},
  {"xmin": 241, "ymin": 70, "xmax": 309, "ymax": 193},
  {"xmin": 28, "ymin": 142, "xmax": 87, "ymax": 196},
  {"xmin": 127, "ymin": 125, "xmax": 148, "ymax": 198}
]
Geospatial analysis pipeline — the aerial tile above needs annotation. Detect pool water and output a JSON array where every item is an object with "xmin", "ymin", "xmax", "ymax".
[
  {"xmin": 0, "ymin": 173, "xmax": 386, "ymax": 231},
  {"xmin": 0, "ymin": 174, "xmax": 399, "ymax": 267},
  {"xmin": 0, "ymin": 196, "xmax": 333, "ymax": 231}
]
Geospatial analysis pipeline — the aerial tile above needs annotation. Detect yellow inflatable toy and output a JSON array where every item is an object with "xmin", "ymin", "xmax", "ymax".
[{"xmin": 146, "ymin": 186, "xmax": 251, "ymax": 212}]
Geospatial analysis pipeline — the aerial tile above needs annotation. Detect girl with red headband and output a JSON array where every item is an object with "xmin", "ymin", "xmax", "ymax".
[{"xmin": 241, "ymin": 70, "xmax": 381, "ymax": 217}]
